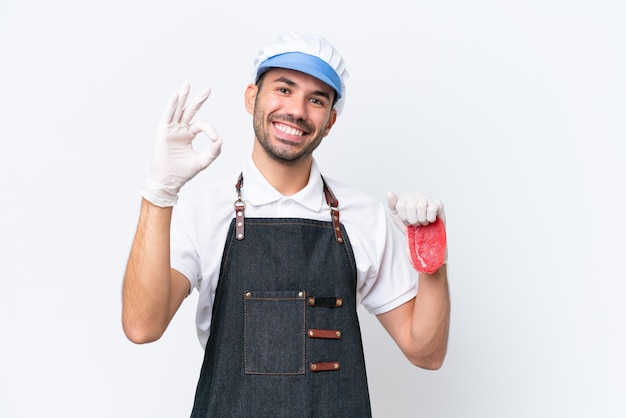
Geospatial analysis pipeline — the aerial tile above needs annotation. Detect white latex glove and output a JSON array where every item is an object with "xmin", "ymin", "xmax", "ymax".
[
  {"xmin": 386, "ymin": 191, "xmax": 445, "ymax": 230},
  {"xmin": 141, "ymin": 82, "xmax": 223, "ymax": 207},
  {"xmin": 387, "ymin": 191, "xmax": 448, "ymax": 270}
]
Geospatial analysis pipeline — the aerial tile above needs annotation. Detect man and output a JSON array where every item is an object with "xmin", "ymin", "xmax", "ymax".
[{"xmin": 123, "ymin": 32, "xmax": 450, "ymax": 417}]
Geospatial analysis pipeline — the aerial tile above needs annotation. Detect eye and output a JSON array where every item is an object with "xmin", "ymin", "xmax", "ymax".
[
  {"xmin": 278, "ymin": 87, "xmax": 290, "ymax": 94},
  {"xmin": 310, "ymin": 95, "xmax": 332, "ymax": 108}
]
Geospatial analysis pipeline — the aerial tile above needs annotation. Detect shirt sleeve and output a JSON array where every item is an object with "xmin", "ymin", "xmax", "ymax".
[
  {"xmin": 170, "ymin": 202, "xmax": 202, "ymax": 293},
  {"xmin": 358, "ymin": 203, "xmax": 418, "ymax": 315}
]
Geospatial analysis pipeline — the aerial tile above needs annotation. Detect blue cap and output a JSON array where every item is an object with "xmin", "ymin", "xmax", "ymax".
[{"xmin": 256, "ymin": 52, "xmax": 343, "ymax": 100}]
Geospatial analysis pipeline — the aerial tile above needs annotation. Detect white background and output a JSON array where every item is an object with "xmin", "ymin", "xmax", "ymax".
[{"xmin": 1, "ymin": 1, "xmax": 625, "ymax": 417}]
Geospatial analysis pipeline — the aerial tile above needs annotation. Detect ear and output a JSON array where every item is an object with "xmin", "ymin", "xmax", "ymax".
[
  {"xmin": 244, "ymin": 84, "xmax": 258, "ymax": 115},
  {"xmin": 322, "ymin": 109, "xmax": 338, "ymax": 137}
]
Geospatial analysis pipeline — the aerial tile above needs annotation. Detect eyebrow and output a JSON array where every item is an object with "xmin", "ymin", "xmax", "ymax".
[{"xmin": 272, "ymin": 76, "xmax": 333, "ymax": 102}]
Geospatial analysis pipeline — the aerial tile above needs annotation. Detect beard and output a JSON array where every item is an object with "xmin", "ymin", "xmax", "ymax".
[{"xmin": 253, "ymin": 108, "xmax": 325, "ymax": 166}]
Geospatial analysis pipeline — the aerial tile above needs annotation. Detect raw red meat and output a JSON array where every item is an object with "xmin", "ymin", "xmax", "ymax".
[{"xmin": 407, "ymin": 218, "xmax": 447, "ymax": 274}]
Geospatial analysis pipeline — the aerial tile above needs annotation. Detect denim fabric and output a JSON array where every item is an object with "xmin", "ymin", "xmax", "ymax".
[{"xmin": 190, "ymin": 218, "xmax": 372, "ymax": 417}]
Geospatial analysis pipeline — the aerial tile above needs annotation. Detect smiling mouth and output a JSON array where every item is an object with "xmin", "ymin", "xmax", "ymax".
[{"xmin": 274, "ymin": 122, "xmax": 305, "ymax": 137}]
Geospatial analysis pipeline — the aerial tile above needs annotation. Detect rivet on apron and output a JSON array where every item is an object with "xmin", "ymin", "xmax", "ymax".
[{"xmin": 245, "ymin": 292, "xmax": 252, "ymax": 298}]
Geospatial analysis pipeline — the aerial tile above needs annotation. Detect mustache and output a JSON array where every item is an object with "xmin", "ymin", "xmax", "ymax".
[{"xmin": 270, "ymin": 114, "xmax": 313, "ymax": 133}]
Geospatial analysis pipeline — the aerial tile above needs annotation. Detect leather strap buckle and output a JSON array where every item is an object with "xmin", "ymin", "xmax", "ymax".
[{"xmin": 234, "ymin": 173, "xmax": 245, "ymax": 240}]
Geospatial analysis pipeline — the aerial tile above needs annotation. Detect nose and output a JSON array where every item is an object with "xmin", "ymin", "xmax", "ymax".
[{"xmin": 284, "ymin": 94, "xmax": 308, "ymax": 119}]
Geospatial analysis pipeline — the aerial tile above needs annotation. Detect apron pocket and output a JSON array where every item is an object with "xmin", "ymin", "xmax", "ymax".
[{"xmin": 244, "ymin": 290, "xmax": 306, "ymax": 375}]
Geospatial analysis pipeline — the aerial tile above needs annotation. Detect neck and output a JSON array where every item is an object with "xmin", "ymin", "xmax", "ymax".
[{"xmin": 251, "ymin": 143, "xmax": 313, "ymax": 196}]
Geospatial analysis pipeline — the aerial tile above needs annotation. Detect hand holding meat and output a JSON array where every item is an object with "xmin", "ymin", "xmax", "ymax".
[{"xmin": 387, "ymin": 191, "xmax": 447, "ymax": 274}]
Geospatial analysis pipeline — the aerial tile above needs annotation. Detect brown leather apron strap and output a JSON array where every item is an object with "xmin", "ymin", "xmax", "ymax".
[
  {"xmin": 234, "ymin": 173, "xmax": 246, "ymax": 240},
  {"xmin": 309, "ymin": 361, "xmax": 340, "ymax": 372},
  {"xmin": 307, "ymin": 329, "xmax": 342, "ymax": 339},
  {"xmin": 233, "ymin": 173, "xmax": 344, "ymax": 244},
  {"xmin": 321, "ymin": 176, "xmax": 344, "ymax": 244}
]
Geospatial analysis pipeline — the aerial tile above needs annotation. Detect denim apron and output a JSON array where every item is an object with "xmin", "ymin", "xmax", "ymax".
[{"xmin": 190, "ymin": 174, "xmax": 372, "ymax": 417}]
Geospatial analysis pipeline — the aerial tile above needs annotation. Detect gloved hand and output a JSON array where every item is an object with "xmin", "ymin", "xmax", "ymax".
[
  {"xmin": 141, "ymin": 82, "xmax": 223, "ymax": 207},
  {"xmin": 387, "ymin": 191, "xmax": 447, "ymax": 273}
]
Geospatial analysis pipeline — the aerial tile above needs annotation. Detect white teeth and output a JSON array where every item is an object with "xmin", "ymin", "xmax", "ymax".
[{"xmin": 276, "ymin": 123, "xmax": 303, "ymax": 136}]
